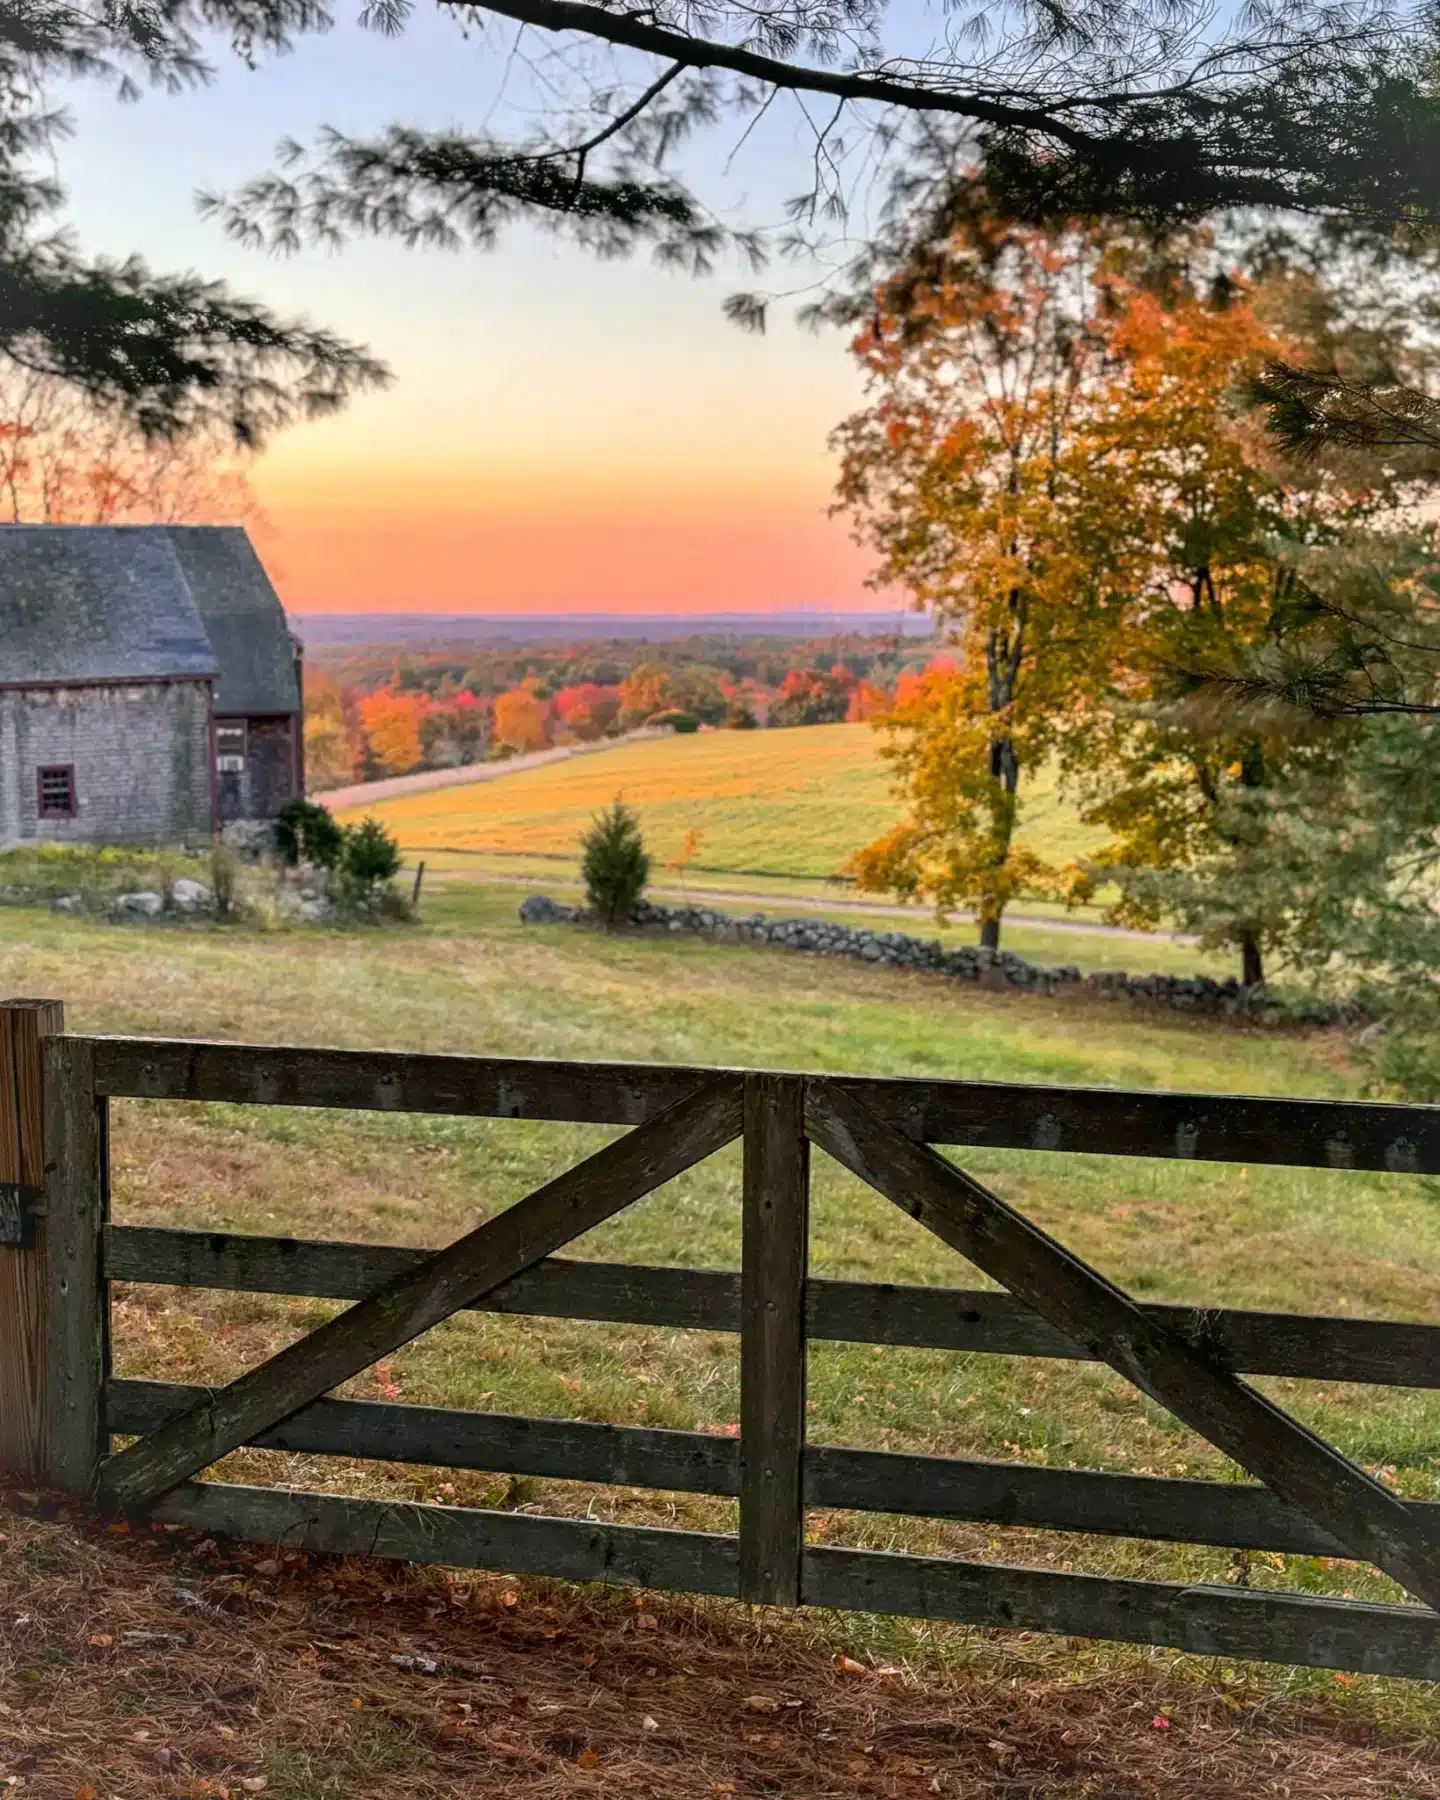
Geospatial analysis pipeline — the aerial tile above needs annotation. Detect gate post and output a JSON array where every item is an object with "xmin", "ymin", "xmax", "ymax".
[
  {"xmin": 739, "ymin": 1073, "xmax": 810, "ymax": 1605},
  {"xmin": 0, "ymin": 1000, "xmax": 65, "ymax": 1480},
  {"xmin": 0, "ymin": 1000, "xmax": 105, "ymax": 1495}
]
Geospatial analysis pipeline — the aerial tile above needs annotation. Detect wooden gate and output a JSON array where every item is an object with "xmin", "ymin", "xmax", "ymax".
[{"xmin": 4, "ymin": 999, "xmax": 1439, "ymax": 1677}]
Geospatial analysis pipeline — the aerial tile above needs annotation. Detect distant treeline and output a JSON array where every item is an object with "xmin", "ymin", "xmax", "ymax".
[{"xmin": 302, "ymin": 630, "xmax": 944, "ymax": 792}]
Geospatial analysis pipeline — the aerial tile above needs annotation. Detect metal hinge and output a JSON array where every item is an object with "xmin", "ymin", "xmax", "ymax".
[{"xmin": 0, "ymin": 1181, "xmax": 44, "ymax": 1248}]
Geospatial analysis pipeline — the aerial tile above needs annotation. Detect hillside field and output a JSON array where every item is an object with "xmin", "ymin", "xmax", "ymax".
[{"xmin": 333, "ymin": 722, "xmax": 1106, "ymax": 886}]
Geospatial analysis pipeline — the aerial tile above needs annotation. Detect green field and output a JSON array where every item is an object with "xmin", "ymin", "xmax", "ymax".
[
  {"xmin": 334, "ymin": 720, "xmax": 1207, "ymax": 973},
  {"xmin": 6, "ymin": 890, "xmax": 1435, "ymax": 1701},
  {"xmin": 334, "ymin": 722, "xmax": 1107, "ymax": 885}
]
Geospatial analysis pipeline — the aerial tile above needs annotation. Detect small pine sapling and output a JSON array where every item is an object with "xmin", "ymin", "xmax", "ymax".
[
  {"xmin": 337, "ymin": 816, "xmax": 404, "ymax": 911},
  {"xmin": 582, "ymin": 797, "xmax": 650, "ymax": 930}
]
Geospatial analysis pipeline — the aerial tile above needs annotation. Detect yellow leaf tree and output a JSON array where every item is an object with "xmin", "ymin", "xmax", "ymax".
[{"xmin": 834, "ymin": 204, "xmax": 1135, "ymax": 945}]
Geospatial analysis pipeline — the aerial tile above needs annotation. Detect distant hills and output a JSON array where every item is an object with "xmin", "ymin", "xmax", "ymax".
[{"xmin": 293, "ymin": 610, "xmax": 933, "ymax": 648}]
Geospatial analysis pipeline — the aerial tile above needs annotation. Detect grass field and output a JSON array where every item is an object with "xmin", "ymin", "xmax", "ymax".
[
  {"xmin": 334, "ymin": 721, "xmax": 1225, "ymax": 975},
  {"xmin": 333, "ymin": 722, "xmax": 1107, "ymax": 888},
  {"xmin": 5, "ymin": 890, "xmax": 1436, "ymax": 1712}
]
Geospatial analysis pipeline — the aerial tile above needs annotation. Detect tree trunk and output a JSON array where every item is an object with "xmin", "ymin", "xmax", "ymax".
[
  {"xmin": 1241, "ymin": 931, "xmax": 1264, "ymax": 988},
  {"xmin": 980, "ymin": 915, "xmax": 1001, "ymax": 950}
]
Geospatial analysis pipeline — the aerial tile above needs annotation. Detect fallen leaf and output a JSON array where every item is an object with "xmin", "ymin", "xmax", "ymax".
[
  {"xmin": 576, "ymin": 1749, "xmax": 600, "ymax": 1768},
  {"xmin": 637, "ymin": 1613, "xmax": 658, "ymax": 1631},
  {"xmin": 1334, "ymin": 1672, "xmax": 1356, "ymax": 1687},
  {"xmin": 74, "ymin": 1785, "xmax": 97, "ymax": 1800},
  {"xmin": 833, "ymin": 1655, "xmax": 869, "ymax": 1675},
  {"xmin": 642, "ymin": 1716, "xmax": 659, "ymax": 1733},
  {"xmin": 253, "ymin": 1559, "xmax": 280, "ymax": 1577},
  {"xmin": 1152, "ymin": 1717, "xmax": 1171, "ymax": 1732},
  {"xmin": 501, "ymin": 1591, "xmax": 519, "ymax": 1610},
  {"xmin": 240, "ymin": 1783, "xmax": 267, "ymax": 1795},
  {"xmin": 86, "ymin": 1634, "xmax": 112, "ymax": 1649},
  {"xmin": 152, "ymin": 1748, "xmax": 183, "ymax": 1770},
  {"xmin": 743, "ymin": 1695, "xmax": 781, "ymax": 1714}
]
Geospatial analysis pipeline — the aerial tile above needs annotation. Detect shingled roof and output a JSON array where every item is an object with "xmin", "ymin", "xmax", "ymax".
[
  {"xmin": 0, "ymin": 524, "xmax": 300, "ymax": 714},
  {"xmin": 0, "ymin": 526, "xmax": 217, "ymax": 686},
  {"xmin": 164, "ymin": 526, "xmax": 300, "ymax": 716}
]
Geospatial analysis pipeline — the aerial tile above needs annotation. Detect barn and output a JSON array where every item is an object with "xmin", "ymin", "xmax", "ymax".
[{"xmin": 0, "ymin": 525, "xmax": 303, "ymax": 848}]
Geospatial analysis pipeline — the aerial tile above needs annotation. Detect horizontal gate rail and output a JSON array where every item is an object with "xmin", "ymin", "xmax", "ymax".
[
  {"xmin": 90, "ymin": 1037, "xmax": 1440, "ymax": 1172},
  {"xmin": 109, "ymin": 1376, "xmax": 1440, "ymax": 1559},
  {"xmin": 141, "ymin": 1480, "xmax": 1440, "ymax": 1678},
  {"xmin": 9, "ymin": 1012, "xmax": 1440, "ymax": 1682},
  {"xmin": 105, "ymin": 1224, "xmax": 1440, "ymax": 1388}
]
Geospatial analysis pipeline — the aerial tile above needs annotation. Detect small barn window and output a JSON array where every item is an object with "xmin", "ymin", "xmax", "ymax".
[
  {"xmin": 37, "ymin": 765, "xmax": 76, "ymax": 819},
  {"xmin": 216, "ymin": 721, "xmax": 247, "ymax": 773}
]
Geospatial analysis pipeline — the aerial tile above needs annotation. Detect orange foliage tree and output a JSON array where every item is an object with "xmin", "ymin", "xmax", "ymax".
[
  {"xmin": 303, "ymin": 671, "xmax": 361, "ymax": 792},
  {"xmin": 837, "ymin": 196, "xmax": 1421, "ymax": 973},
  {"xmin": 359, "ymin": 689, "xmax": 426, "ymax": 777},
  {"xmin": 619, "ymin": 663, "xmax": 673, "ymax": 726},
  {"xmin": 1059, "ymin": 284, "xmax": 1412, "ymax": 983},
  {"xmin": 834, "ymin": 206, "xmax": 1131, "ymax": 945},
  {"xmin": 493, "ymin": 687, "xmax": 550, "ymax": 753}
]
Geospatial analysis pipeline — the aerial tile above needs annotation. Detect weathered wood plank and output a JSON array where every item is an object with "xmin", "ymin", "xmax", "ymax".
[
  {"xmin": 800, "ymin": 1545, "xmax": 1440, "ymax": 1679},
  {"xmin": 847, "ymin": 1076, "xmax": 1440, "ymax": 1173},
  {"xmin": 149, "ymin": 1480, "xmax": 741, "ymax": 1596},
  {"xmin": 42, "ymin": 1038, "xmax": 107, "ymax": 1496},
  {"xmin": 86, "ymin": 1034, "xmax": 1440, "ymax": 1171},
  {"xmin": 109, "ymin": 1379, "xmax": 741, "ymax": 1494},
  {"xmin": 105, "ymin": 1228, "xmax": 741, "ymax": 1332},
  {"xmin": 90, "ymin": 1038, "xmax": 713, "ymax": 1124},
  {"xmin": 99, "ymin": 1078, "xmax": 743, "ymax": 1514},
  {"xmin": 806, "ymin": 1282, "xmax": 1440, "ymax": 1388},
  {"xmin": 138, "ymin": 1474, "xmax": 1440, "ymax": 1678},
  {"xmin": 739, "ymin": 1073, "xmax": 809, "ymax": 1605},
  {"xmin": 105, "ymin": 1226, "xmax": 1440, "ymax": 1388},
  {"xmin": 113, "ymin": 1380, "xmax": 1440, "ymax": 1558},
  {"xmin": 803, "ymin": 1444, "xmax": 1440, "ymax": 1557},
  {"xmin": 807, "ymin": 1078, "xmax": 1440, "ymax": 1612},
  {"xmin": 0, "ymin": 1001, "xmax": 65, "ymax": 1480}
]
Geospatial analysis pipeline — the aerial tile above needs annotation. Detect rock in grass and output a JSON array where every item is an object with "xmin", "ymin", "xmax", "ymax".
[
  {"xmin": 520, "ymin": 893, "xmax": 578, "ymax": 925},
  {"xmin": 170, "ymin": 878, "xmax": 213, "ymax": 912},
  {"xmin": 115, "ymin": 890, "xmax": 164, "ymax": 918}
]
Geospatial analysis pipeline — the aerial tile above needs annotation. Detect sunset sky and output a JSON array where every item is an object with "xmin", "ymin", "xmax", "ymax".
[{"xmin": 59, "ymin": 11, "xmax": 887, "ymax": 615}]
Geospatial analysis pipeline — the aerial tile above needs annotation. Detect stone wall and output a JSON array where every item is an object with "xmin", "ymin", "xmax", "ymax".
[
  {"xmin": 0, "ymin": 681, "xmax": 213, "ymax": 848},
  {"xmin": 519, "ymin": 892, "xmax": 1359, "ymax": 1025}
]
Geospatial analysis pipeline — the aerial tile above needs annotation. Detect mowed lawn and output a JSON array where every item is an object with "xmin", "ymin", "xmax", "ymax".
[
  {"xmin": 7, "ymin": 893, "xmax": 1438, "ymax": 1692},
  {"xmin": 334, "ymin": 722, "xmax": 1107, "ymax": 883}
]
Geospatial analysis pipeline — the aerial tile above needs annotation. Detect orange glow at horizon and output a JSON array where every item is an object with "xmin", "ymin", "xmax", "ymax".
[{"xmin": 251, "ymin": 496, "xmax": 883, "ymax": 615}]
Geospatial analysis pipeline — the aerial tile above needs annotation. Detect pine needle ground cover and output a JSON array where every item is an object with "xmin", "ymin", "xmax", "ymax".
[
  {"xmin": 2, "ymin": 894, "xmax": 1436, "ymax": 1731},
  {"xmin": 4, "ymin": 1484, "xmax": 1437, "ymax": 1800}
]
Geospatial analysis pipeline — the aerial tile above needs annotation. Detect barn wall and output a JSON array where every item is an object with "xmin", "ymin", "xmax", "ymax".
[
  {"xmin": 215, "ymin": 714, "xmax": 300, "ymax": 824},
  {"xmin": 0, "ymin": 681, "xmax": 213, "ymax": 847}
]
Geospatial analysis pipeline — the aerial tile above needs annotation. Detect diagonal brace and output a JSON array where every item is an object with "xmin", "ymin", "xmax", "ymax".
[
  {"xmin": 100, "ymin": 1077, "xmax": 743, "ymax": 1514},
  {"xmin": 806, "ymin": 1077, "xmax": 1440, "ymax": 1614}
]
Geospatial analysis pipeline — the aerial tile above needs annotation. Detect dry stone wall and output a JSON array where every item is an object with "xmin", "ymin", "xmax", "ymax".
[{"xmin": 519, "ymin": 893, "xmax": 1359, "ymax": 1025}]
